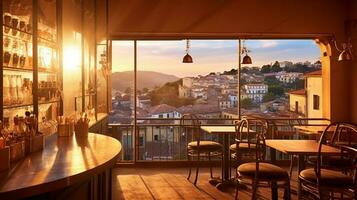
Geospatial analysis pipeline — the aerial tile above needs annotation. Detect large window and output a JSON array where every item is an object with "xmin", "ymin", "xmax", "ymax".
[{"xmin": 110, "ymin": 39, "xmax": 322, "ymax": 161}]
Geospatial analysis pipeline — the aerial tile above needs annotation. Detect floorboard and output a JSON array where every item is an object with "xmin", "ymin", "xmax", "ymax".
[{"xmin": 112, "ymin": 167, "xmax": 299, "ymax": 200}]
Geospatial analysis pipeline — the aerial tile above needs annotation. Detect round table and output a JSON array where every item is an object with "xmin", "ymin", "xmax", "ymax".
[{"xmin": 0, "ymin": 133, "xmax": 121, "ymax": 199}]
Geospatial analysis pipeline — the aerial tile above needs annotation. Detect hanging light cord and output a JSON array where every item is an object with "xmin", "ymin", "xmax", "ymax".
[{"xmin": 186, "ymin": 40, "xmax": 190, "ymax": 54}]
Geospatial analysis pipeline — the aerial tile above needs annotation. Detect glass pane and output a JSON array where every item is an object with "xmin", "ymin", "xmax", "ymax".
[
  {"xmin": 109, "ymin": 41, "xmax": 134, "ymax": 161},
  {"xmin": 62, "ymin": 0, "xmax": 82, "ymax": 118},
  {"xmin": 134, "ymin": 40, "xmax": 237, "ymax": 161},
  {"xmin": 36, "ymin": 0, "xmax": 59, "ymax": 134}
]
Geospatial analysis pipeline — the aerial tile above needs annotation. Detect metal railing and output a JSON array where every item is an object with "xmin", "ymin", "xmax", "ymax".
[{"xmin": 108, "ymin": 117, "xmax": 330, "ymax": 162}]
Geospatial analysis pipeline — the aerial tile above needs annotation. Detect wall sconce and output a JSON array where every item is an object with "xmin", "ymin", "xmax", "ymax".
[
  {"xmin": 182, "ymin": 39, "xmax": 193, "ymax": 63},
  {"xmin": 333, "ymin": 39, "xmax": 354, "ymax": 61}
]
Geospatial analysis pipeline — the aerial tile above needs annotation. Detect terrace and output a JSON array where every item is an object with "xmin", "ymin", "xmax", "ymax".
[{"xmin": 1, "ymin": 0, "xmax": 357, "ymax": 200}]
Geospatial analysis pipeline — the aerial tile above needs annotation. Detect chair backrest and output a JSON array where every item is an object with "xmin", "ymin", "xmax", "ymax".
[
  {"xmin": 180, "ymin": 114, "xmax": 201, "ymax": 144},
  {"xmin": 317, "ymin": 122, "xmax": 357, "ymax": 185},
  {"xmin": 235, "ymin": 118, "xmax": 268, "ymax": 161}
]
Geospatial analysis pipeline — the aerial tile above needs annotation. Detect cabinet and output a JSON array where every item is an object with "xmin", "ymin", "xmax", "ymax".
[{"xmin": 1, "ymin": 0, "xmax": 61, "ymax": 135}]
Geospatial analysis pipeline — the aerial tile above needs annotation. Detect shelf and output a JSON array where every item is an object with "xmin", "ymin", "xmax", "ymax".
[
  {"xmin": 4, "ymin": 33, "xmax": 32, "ymax": 43},
  {"xmin": 3, "ymin": 24, "xmax": 32, "ymax": 35},
  {"xmin": 39, "ymin": 99, "xmax": 60, "ymax": 105},
  {"xmin": 3, "ymin": 24, "xmax": 57, "ymax": 47},
  {"xmin": 3, "ymin": 66, "xmax": 33, "ymax": 72},
  {"xmin": 3, "ymin": 66, "xmax": 58, "ymax": 74},
  {"xmin": 3, "ymin": 100, "xmax": 60, "ymax": 110},
  {"xmin": 4, "ymin": 103, "xmax": 33, "ymax": 109},
  {"xmin": 38, "ymin": 36, "xmax": 57, "ymax": 46}
]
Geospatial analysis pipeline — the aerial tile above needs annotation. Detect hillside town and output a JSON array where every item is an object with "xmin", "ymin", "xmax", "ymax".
[{"xmin": 110, "ymin": 61, "xmax": 322, "ymax": 125}]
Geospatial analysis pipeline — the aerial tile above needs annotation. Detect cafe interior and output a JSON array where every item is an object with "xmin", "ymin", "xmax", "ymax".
[{"xmin": 0, "ymin": 0, "xmax": 357, "ymax": 199}]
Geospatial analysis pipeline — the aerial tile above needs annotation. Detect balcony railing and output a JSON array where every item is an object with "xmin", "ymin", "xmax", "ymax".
[{"xmin": 108, "ymin": 117, "xmax": 329, "ymax": 162}]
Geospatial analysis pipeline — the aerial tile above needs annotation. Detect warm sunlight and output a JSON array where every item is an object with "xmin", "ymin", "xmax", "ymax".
[{"xmin": 63, "ymin": 45, "xmax": 81, "ymax": 70}]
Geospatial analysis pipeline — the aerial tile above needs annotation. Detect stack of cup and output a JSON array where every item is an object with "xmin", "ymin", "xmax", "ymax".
[{"xmin": 75, "ymin": 113, "xmax": 89, "ymax": 137}]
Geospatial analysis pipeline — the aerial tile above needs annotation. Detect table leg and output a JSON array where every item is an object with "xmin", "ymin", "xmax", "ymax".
[
  {"xmin": 271, "ymin": 183, "xmax": 278, "ymax": 200},
  {"xmin": 297, "ymin": 155, "xmax": 305, "ymax": 199},
  {"xmin": 270, "ymin": 147, "xmax": 276, "ymax": 163},
  {"xmin": 270, "ymin": 148, "xmax": 278, "ymax": 200},
  {"xmin": 215, "ymin": 133, "xmax": 233, "ymax": 190}
]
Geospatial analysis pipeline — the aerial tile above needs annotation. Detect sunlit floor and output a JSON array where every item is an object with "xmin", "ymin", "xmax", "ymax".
[{"xmin": 112, "ymin": 167, "xmax": 298, "ymax": 200}]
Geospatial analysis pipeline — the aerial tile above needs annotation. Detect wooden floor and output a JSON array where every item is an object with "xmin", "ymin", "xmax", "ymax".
[{"xmin": 112, "ymin": 167, "xmax": 299, "ymax": 200}]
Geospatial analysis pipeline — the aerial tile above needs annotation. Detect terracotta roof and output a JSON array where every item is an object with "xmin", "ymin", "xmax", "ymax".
[
  {"xmin": 148, "ymin": 104, "xmax": 176, "ymax": 115},
  {"xmin": 177, "ymin": 104, "xmax": 221, "ymax": 115},
  {"xmin": 288, "ymin": 89, "xmax": 306, "ymax": 96},
  {"xmin": 304, "ymin": 70, "xmax": 322, "ymax": 77}
]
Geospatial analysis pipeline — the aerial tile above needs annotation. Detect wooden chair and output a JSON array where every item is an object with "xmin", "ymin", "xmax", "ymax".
[
  {"xmin": 235, "ymin": 119, "xmax": 291, "ymax": 200},
  {"xmin": 299, "ymin": 122, "xmax": 357, "ymax": 200},
  {"xmin": 181, "ymin": 114, "xmax": 223, "ymax": 185},
  {"xmin": 230, "ymin": 118, "xmax": 258, "ymax": 166}
]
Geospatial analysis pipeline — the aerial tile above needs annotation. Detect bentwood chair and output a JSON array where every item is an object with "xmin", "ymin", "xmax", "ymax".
[
  {"xmin": 181, "ymin": 114, "xmax": 223, "ymax": 185},
  {"xmin": 299, "ymin": 122, "xmax": 357, "ymax": 200},
  {"xmin": 230, "ymin": 118, "xmax": 258, "ymax": 167},
  {"xmin": 235, "ymin": 119, "xmax": 291, "ymax": 200}
]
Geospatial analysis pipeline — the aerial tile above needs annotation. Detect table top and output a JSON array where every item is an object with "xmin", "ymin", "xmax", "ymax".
[
  {"xmin": 265, "ymin": 139, "xmax": 340, "ymax": 155},
  {"xmin": 293, "ymin": 125, "xmax": 329, "ymax": 134},
  {"xmin": 0, "ymin": 133, "xmax": 121, "ymax": 199},
  {"xmin": 201, "ymin": 126, "xmax": 254, "ymax": 134}
]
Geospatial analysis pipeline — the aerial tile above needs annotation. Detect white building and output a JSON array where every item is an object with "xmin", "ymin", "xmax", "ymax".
[
  {"xmin": 191, "ymin": 87, "xmax": 207, "ymax": 99},
  {"xmin": 275, "ymin": 71, "xmax": 303, "ymax": 83},
  {"xmin": 218, "ymin": 96, "xmax": 233, "ymax": 109},
  {"xmin": 148, "ymin": 104, "xmax": 181, "ymax": 118},
  {"xmin": 243, "ymin": 83, "xmax": 268, "ymax": 102},
  {"xmin": 228, "ymin": 94, "xmax": 238, "ymax": 107}
]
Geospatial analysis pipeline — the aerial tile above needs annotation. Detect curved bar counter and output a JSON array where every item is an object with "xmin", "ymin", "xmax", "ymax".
[{"xmin": 0, "ymin": 133, "xmax": 121, "ymax": 200}]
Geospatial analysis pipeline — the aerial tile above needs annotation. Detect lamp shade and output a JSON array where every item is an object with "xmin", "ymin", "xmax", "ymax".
[
  {"xmin": 338, "ymin": 50, "xmax": 354, "ymax": 61},
  {"xmin": 182, "ymin": 53, "xmax": 193, "ymax": 63},
  {"xmin": 242, "ymin": 55, "xmax": 252, "ymax": 64}
]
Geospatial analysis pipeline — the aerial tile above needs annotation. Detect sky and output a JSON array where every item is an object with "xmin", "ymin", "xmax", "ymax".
[{"xmin": 111, "ymin": 39, "xmax": 321, "ymax": 78}]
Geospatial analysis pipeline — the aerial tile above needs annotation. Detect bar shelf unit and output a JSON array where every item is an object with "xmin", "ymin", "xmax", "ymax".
[{"xmin": 1, "ymin": 0, "xmax": 62, "ymax": 135}]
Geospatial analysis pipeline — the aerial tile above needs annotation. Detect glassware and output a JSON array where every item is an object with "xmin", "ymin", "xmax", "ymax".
[
  {"xmin": 3, "ymin": 13, "xmax": 11, "ymax": 34},
  {"xmin": 11, "ymin": 39, "xmax": 19, "ymax": 67},
  {"xmin": 9, "ymin": 75, "xmax": 18, "ymax": 105},
  {"xmin": 16, "ymin": 76, "xmax": 24, "ymax": 104},
  {"xmin": 18, "ymin": 41, "xmax": 26, "ymax": 68},
  {"xmin": 23, "ymin": 78, "xmax": 31, "ymax": 104},
  {"xmin": 27, "ymin": 43, "xmax": 33, "ymax": 68},
  {"xmin": 26, "ymin": 24, "xmax": 32, "ymax": 34},
  {"xmin": 19, "ymin": 20, "xmax": 26, "ymax": 31},
  {"xmin": 11, "ymin": 16, "xmax": 19, "ymax": 36},
  {"xmin": 3, "ymin": 75, "xmax": 11, "ymax": 106},
  {"xmin": 19, "ymin": 20, "xmax": 26, "ymax": 38},
  {"xmin": 3, "ymin": 36, "xmax": 11, "ymax": 65}
]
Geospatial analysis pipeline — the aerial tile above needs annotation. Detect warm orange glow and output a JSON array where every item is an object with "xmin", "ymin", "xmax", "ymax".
[
  {"xmin": 63, "ymin": 45, "xmax": 81, "ymax": 70},
  {"xmin": 63, "ymin": 32, "xmax": 82, "ymax": 70}
]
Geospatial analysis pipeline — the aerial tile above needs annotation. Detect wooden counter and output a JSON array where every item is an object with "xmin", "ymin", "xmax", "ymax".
[{"xmin": 0, "ymin": 133, "xmax": 121, "ymax": 200}]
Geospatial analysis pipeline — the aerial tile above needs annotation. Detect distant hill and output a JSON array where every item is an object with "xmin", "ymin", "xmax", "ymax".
[{"xmin": 112, "ymin": 70, "xmax": 180, "ymax": 91}]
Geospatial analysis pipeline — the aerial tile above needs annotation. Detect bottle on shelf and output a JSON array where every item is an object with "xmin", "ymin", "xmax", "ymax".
[
  {"xmin": 16, "ymin": 75, "xmax": 24, "ymax": 104},
  {"xmin": 3, "ymin": 36, "xmax": 11, "ymax": 65},
  {"xmin": 3, "ymin": 12, "xmax": 11, "ymax": 34},
  {"xmin": 9, "ymin": 75, "xmax": 18, "ymax": 105},
  {"xmin": 11, "ymin": 16, "xmax": 19, "ymax": 37},
  {"xmin": 11, "ymin": 39, "xmax": 19, "ymax": 68},
  {"xmin": 18, "ymin": 40, "xmax": 26, "ymax": 68},
  {"xmin": 3, "ymin": 75, "xmax": 11, "ymax": 106}
]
